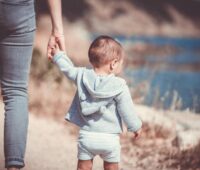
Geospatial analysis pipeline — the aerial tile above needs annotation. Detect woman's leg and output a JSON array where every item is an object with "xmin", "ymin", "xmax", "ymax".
[
  {"xmin": 104, "ymin": 161, "xmax": 119, "ymax": 170},
  {"xmin": 0, "ymin": 41, "xmax": 34, "ymax": 169},
  {"xmin": 77, "ymin": 160, "xmax": 93, "ymax": 170},
  {"xmin": 0, "ymin": 1, "xmax": 35, "ymax": 168}
]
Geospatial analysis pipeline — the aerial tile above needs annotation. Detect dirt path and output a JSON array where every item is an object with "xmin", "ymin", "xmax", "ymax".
[
  {"xmin": 1, "ymin": 101, "xmax": 200, "ymax": 170},
  {"xmin": 0, "ymin": 102, "xmax": 104, "ymax": 170}
]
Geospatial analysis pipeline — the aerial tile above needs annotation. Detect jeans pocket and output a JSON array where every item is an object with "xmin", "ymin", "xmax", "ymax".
[
  {"xmin": 27, "ymin": 14, "xmax": 36, "ymax": 32},
  {"xmin": 0, "ymin": 0, "xmax": 34, "ymax": 6},
  {"xmin": 0, "ymin": 2, "xmax": 35, "ymax": 33}
]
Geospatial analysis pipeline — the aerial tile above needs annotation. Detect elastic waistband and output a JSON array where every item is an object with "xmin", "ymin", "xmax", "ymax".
[{"xmin": 79, "ymin": 129, "xmax": 119, "ymax": 137}]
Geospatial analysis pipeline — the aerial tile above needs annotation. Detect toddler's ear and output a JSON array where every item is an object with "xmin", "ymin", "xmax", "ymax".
[{"xmin": 110, "ymin": 59, "xmax": 118, "ymax": 70}]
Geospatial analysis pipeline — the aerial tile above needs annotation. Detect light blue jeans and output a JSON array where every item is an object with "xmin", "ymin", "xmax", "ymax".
[{"xmin": 0, "ymin": 0, "xmax": 35, "ymax": 168}]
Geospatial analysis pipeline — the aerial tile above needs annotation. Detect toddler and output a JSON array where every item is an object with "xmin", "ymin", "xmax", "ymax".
[{"xmin": 50, "ymin": 35, "xmax": 142, "ymax": 170}]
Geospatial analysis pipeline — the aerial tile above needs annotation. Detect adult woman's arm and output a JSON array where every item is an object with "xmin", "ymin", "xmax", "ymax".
[{"xmin": 47, "ymin": 0, "xmax": 65, "ymax": 58}]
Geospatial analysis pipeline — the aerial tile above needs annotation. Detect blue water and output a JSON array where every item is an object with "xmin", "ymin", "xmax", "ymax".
[
  {"xmin": 120, "ymin": 36, "xmax": 200, "ymax": 112},
  {"xmin": 125, "ymin": 68, "xmax": 200, "ymax": 112},
  {"xmin": 147, "ymin": 53, "xmax": 200, "ymax": 64},
  {"xmin": 117, "ymin": 36, "xmax": 200, "ymax": 49},
  {"xmin": 91, "ymin": 35, "xmax": 200, "ymax": 112}
]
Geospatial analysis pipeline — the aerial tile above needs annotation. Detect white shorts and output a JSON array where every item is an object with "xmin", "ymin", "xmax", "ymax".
[{"xmin": 78, "ymin": 130, "xmax": 121, "ymax": 163}]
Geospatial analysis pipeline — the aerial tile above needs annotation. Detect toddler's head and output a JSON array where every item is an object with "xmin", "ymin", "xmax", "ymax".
[{"xmin": 88, "ymin": 35, "xmax": 124, "ymax": 75}]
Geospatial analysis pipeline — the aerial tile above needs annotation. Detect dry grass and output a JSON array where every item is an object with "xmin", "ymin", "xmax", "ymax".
[
  {"xmin": 138, "ymin": 122, "xmax": 172, "ymax": 139},
  {"xmin": 29, "ymin": 80, "xmax": 75, "ymax": 118},
  {"xmin": 121, "ymin": 132, "xmax": 200, "ymax": 170},
  {"xmin": 29, "ymin": 48, "xmax": 76, "ymax": 119},
  {"xmin": 167, "ymin": 142, "xmax": 200, "ymax": 170}
]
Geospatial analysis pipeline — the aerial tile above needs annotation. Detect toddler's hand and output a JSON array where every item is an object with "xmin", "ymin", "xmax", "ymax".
[
  {"xmin": 48, "ymin": 44, "xmax": 60, "ymax": 61},
  {"xmin": 47, "ymin": 33, "xmax": 65, "ymax": 60},
  {"xmin": 133, "ymin": 128, "xmax": 142, "ymax": 139}
]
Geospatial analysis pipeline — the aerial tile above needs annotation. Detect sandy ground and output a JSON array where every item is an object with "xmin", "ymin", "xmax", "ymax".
[
  {"xmin": 0, "ymin": 102, "xmax": 104, "ymax": 170},
  {"xmin": 0, "ymin": 101, "xmax": 140, "ymax": 170},
  {"xmin": 0, "ymin": 101, "xmax": 177, "ymax": 170},
  {"xmin": 1, "ymin": 100, "xmax": 200, "ymax": 170}
]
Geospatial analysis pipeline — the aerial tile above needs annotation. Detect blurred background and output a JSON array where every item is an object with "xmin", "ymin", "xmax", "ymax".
[
  {"xmin": 33, "ymin": 0, "xmax": 200, "ymax": 114},
  {"xmin": 1, "ymin": 0, "xmax": 200, "ymax": 170}
]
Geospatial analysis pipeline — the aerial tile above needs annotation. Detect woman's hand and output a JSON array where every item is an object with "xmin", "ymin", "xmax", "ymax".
[
  {"xmin": 47, "ymin": 33, "xmax": 65, "ymax": 60},
  {"xmin": 46, "ymin": 0, "xmax": 65, "ymax": 60},
  {"xmin": 51, "ymin": 43, "xmax": 62, "ymax": 59}
]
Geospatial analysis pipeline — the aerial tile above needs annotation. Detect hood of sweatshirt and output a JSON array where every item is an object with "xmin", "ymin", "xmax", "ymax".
[{"xmin": 77, "ymin": 69, "xmax": 126, "ymax": 116}]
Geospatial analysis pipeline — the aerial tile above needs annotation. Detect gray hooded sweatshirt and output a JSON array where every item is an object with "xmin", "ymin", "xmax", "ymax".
[{"xmin": 53, "ymin": 51, "xmax": 142, "ymax": 134}]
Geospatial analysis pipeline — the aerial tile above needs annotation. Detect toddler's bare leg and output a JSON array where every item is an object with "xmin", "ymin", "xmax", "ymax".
[
  {"xmin": 104, "ymin": 161, "xmax": 119, "ymax": 170},
  {"xmin": 77, "ymin": 159, "xmax": 93, "ymax": 170}
]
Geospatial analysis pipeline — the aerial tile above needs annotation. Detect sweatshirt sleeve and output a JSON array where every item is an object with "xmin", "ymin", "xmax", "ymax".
[
  {"xmin": 53, "ymin": 51, "xmax": 79, "ymax": 82},
  {"xmin": 115, "ymin": 85, "xmax": 142, "ymax": 132}
]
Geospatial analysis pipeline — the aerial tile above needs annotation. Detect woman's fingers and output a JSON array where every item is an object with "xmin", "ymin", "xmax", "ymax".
[
  {"xmin": 47, "ymin": 45, "xmax": 55, "ymax": 60},
  {"xmin": 47, "ymin": 35, "xmax": 56, "ymax": 59},
  {"xmin": 47, "ymin": 34, "xmax": 65, "ymax": 60},
  {"xmin": 55, "ymin": 34, "xmax": 65, "ymax": 51},
  {"xmin": 47, "ymin": 36, "xmax": 54, "ymax": 59}
]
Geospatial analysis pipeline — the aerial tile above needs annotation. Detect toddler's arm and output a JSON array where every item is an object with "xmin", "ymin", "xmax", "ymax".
[
  {"xmin": 115, "ymin": 85, "xmax": 142, "ymax": 134},
  {"xmin": 51, "ymin": 47, "xmax": 79, "ymax": 82}
]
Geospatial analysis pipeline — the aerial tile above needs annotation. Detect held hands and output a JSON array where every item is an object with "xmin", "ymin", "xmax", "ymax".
[
  {"xmin": 133, "ymin": 128, "xmax": 142, "ymax": 139},
  {"xmin": 47, "ymin": 33, "xmax": 65, "ymax": 60},
  {"xmin": 48, "ymin": 43, "xmax": 61, "ymax": 61}
]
